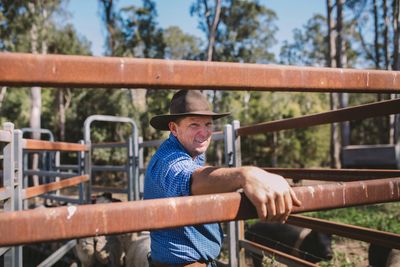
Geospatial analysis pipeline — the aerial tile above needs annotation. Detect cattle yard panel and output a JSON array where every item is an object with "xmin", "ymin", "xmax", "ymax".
[
  {"xmin": 1, "ymin": 53, "xmax": 400, "ymax": 92},
  {"xmin": 0, "ymin": 123, "xmax": 92, "ymax": 267},
  {"xmin": 0, "ymin": 123, "xmax": 23, "ymax": 267},
  {"xmin": 239, "ymin": 239, "xmax": 319, "ymax": 267},
  {"xmin": 236, "ymin": 98, "xmax": 400, "ymax": 136},
  {"xmin": 83, "ymin": 115, "xmax": 139, "ymax": 201},
  {"xmin": 0, "ymin": 52, "xmax": 400, "ymax": 266},
  {"xmin": 0, "ymin": 178, "xmax": 398, "ymax": 247},
  {"xmin": 262, "ymin": 168, "xmax": 400, "ymax": 181},
  {"xmin": 287, "ymin": 215, "xmax": 400, "ymax": 249}
]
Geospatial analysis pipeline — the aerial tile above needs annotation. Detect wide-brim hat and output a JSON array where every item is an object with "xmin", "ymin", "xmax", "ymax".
[{"xmin": 150, "ymin": 90, "xmax": 230, "ymax": 131}]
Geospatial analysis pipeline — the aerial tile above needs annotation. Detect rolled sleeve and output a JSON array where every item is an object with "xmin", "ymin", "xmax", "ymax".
[{"xmin": 161, "ymin": 154, "xmax": 202, "ymax": 197}]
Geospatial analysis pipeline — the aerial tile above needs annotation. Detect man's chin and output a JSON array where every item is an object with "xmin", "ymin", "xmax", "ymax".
[{"xmin": 194, "ymin": 145, "xmax": 209, "ymax": 155}]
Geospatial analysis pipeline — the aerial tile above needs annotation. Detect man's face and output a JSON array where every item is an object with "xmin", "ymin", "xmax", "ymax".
[{"xmin": 169, "ymin": 116, "xmax": 213, "ymax": 158}]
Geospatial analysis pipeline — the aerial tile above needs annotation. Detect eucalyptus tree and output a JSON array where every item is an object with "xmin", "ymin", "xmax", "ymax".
[{"xmin": 163, "ymin": 26, "xmax": 203, "ymax": 60}]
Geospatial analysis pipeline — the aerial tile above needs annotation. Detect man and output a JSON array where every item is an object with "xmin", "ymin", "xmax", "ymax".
[{"xmin": 144, "ymin": 90, "xmax": 301, "ymax": 267}]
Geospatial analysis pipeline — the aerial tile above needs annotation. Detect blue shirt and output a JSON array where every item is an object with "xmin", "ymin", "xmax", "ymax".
[{"xmin": 144, "ymin": 134, "xmax": 223, "ymax": 264}]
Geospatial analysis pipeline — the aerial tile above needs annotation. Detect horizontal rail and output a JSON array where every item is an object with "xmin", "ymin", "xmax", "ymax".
[
  {"xmin": 264, "ymin": 168, "xmax": 400, "ymax": 181},
  {"xmin": 139, "ymin": 139, "xmax": 164, "ymax": 148},
  {"xmin": 239, "ymin": 239, "xmax": 318, "ymax": 267},
  {"xmin": 1, "ymin": 53, "xmax": 400, "ymax": 92},
  {"xmin": 0, "ymin": 186, "xmax": 10, "ymax": 201},
  {"xmin": 287, "ymin": 215, "xmax": 400, "ymax": 249},
  {"xmin": 0, "ymin": 178, "xmax": 398, "ymax": 246},
  {"xmin": 237, "ymin": 98, "xmax": 400, "ymax": 136},
  {"xmin": 0, "ymin": 129, "xmax": 12, "ymax": 143},
  {"xmin": 56, "ymin": 165, "xmax": 80, "ymax": 171},
  {"xmin": 91, "ymin": 165, "xmax": 127, "ymax": 172},
  {"xmin": 23, "ymin": 175, "xmax": 89, "ymax": 199},
  {"xmin": 23, "ymin": 139, "xmax": 89, "ymax": 151},
  {"xmin": 24, "ymin": 170, "xmax": 77, "ymax": 179},
  {"xmin": 91, "ymin": 142, "xmax": 128, "ymax": 149}
]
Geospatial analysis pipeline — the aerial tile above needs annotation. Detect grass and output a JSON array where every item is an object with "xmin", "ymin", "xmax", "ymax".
[
  {"xmin": 243, "ymin": 202, "xmax": 399, "ymax": 266},
  {"xmin": 304, "ymin": 202, "xmax": 400, "ymax": 233}
]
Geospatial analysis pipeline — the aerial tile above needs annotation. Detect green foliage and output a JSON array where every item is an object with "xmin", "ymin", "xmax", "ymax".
[
  {"xmin": 305, "ymin": 202, "xmax": 400, "ymax": 233},
  {"xmin": 226, "ymin": 91, "xmax": 330, "ymax": 167},
  {"xmin": 163, "ymin": 26, "xmax": 203, "ymax": 60},
  {"xmin": 280, "ymin": 14, "xmax": 327, "ymax": 66},
  {"xmin": 0, "ymin": 88, "xmax": 30, "ymax": 127},
  {"xmin": 107, "ymin": 0, "xmax": 165, "ymax": 58},
  {"xmin": 279, "ymin": 13, "xmax": 360, "ymax": 67}
]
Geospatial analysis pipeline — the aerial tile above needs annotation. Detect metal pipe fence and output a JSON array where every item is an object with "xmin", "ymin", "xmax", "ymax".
[
  {"xmin": 1, "ymin": 52, "xmax": 400, "ymax": 266},
  {"xmin": 0, "ymin": 177, "xmax": 398, "ymax": 247},
  {"xmin": 1, "ymin": 53, "xmax": 400, "ymax": 93}
]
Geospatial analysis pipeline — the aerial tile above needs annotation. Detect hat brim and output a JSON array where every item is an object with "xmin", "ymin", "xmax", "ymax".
[{"xmin": 150, "ymin": 112, "xmax": 230, "ymax": 131}]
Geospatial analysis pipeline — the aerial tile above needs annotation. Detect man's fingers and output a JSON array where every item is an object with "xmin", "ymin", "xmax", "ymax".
[
  {"xmin": 275, "ymin": 194, "xmax": 287, "ymax": 223},
  {"xmin": 284, "ymin": 192, "xmax": 293, "ymax": 212},
  {"xmin": 266, "ymin": 197, "xmax": 276, "ymax": 221},
  {"xmin": 257, "ymin": 202, "xmax": 268, "ymax": 221},
  {"xmin": 290, "ymin": 188, "xmax": 302, "ymax": 207},
  {"xmin": 277, "ymin": 192, "xmax": 293, "ymax": 223}
]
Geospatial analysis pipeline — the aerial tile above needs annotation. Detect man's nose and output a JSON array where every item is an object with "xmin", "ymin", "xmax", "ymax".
[{"xmin": 199, "ymin": 125, "xmax": 212, "ymax": 136}]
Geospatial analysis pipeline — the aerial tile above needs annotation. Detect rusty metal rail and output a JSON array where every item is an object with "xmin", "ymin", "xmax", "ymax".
[
  {"xmin": 0, "ymin": 178, "xmax": 398, "ymax": 246},
  {"xmin": 237, "ymin": 98, "xmax": 400, "ymax": 136},
  {"xmin": 1, "ymin": 53, "xmax": 400, "ymax": 92},
  {"xmin": 23, "ymin": 139, "xmax": 88, "ymax": 151},
  {"xmin": 264, "ymin": 168, "xmax": 400, "ymax": 181},
  {"xmin": 23, "ymin": 175, "xmax": 89, "ymax": 199},
  {"xmin": 239, "ymin": 239, "xmax": 318, "ymax": 267},
  {"xmin": 287, "ymin": 215, "xmax": 400, "ymax": 249}
]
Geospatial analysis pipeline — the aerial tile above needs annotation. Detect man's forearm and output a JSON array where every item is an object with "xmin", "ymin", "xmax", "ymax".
[{"xmin": 191, "ymin": 166, "xmax": 246, "ymax": 195}]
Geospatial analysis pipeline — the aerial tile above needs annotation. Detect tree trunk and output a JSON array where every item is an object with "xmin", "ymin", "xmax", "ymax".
[
  {"xmin": 336, "ymin": 0, "xmax": 349, "ymax": 159},
  {"xmin": 327, "ymin": 0, "xmax": 336, "ymax": 68},
  {"xmin": 327, "ymin": 0, "xmax": 341, "ymax": 168},
  {"xmin": 58, "ymin": 90, "xmax": 66, "ymax": 141},
  {"xmin": 373, "ymin": 0, "xmax": 381, "ymax": 69},
  {"xmin": 394, "ymin": 0, "xmax": 400, "ymax": 71},
  {"xmin": 383, "ymin": 0, "xmax": 391, "ymax": 70},
  {"xmin": 203, "ymin": 0, "xmax": 223, "ymax": 165},
  {"xmin": 0, "ymin": 87, "xmax": 7, "ymax": 109},
  {"xmin": 29, "ymin": 1, "xmax": 49, "ymax": 193},
  {"xmin": 99, "ymin": 0, "xmax": 116, "ymax": 55},
  {"xmin": 393, "ymin": 0, "xmax": 400, "ymax": 144},
  {"xmin": 206, "ymin": 0, "xmax": 221, "ymax": 61}
]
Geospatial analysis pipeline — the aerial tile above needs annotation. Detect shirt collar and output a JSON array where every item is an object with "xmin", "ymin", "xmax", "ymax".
[{"xmin": 168, "ymin": 133, "xmax": 205, "ymax": 161}]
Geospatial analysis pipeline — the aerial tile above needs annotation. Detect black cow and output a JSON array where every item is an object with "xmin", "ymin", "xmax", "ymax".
[
  {"xmin": 369, "ymin": 243, "xmax": 400, "ymax": 267},
  {"xmin": 245, "ymin": 221, "xmax": 333, "ymax": 266}
]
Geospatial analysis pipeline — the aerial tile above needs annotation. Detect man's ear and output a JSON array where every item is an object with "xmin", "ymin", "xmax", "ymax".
[{"xmin": 169, "ymin": 121, "xmax": 178, "ymax": 137}]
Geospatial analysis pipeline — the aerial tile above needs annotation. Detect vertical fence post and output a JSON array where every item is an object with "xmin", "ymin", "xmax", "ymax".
[
  {"xmin": 138, "ymin": 136, "xmax": 144, "ymax": 200},
  {"xmin": 22, "ymin": 137, "xmax": 29, "ymax": 210},
  {"xmin": 3, "ymin": 123, "xmax": 23, "ymax": 267},
  {"xmin": 133, "ymin": 128, "xmax": 140, "ymax": 201},
  {"xmin": 127, "ymin": 136, "xmax": 134, "ymax": 201},
  {"xmin": 232, "ymin": 120, "xmax": 245, "ymax": 267},
  {"xmin": 12, "ymin": 129, "xmax": 23, "ymax": 266},
  {"xmin": 224, "ymin": 124, "xmax": 238, "ymax": 267},
  {"xmin": 78, "ymin": 140, "xmax": 90, "ymax": 204},
  {"xmin": 3, "ymin": 123, "xmax": 14, "ymax": 212}
]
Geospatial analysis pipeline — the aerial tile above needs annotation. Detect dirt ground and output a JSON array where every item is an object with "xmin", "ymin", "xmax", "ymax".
[{"xmin": 239, "ymin": 236, "xmax": 370, "ymax": 267}]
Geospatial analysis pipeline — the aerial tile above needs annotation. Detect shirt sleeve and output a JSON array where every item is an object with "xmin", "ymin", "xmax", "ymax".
[{"xmin": 158, "ymin": 152, "xmax": 202, "ymax": 197}]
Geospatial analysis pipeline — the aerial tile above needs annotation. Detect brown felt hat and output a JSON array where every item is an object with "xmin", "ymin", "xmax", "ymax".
[{"xmin": 150, "ymin": 90, "xmax": 230, "ymax": 131}]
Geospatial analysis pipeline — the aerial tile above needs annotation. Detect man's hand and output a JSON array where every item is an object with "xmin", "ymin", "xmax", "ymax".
[{"xmin": 240, "ymin": 166, "xmax": 301, "ymax": 223}]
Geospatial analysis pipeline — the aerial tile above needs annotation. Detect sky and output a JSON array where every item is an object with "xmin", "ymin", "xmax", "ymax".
[{"xmin": 66, "ymin": 0, "xmax": 325, "ymax": 57}]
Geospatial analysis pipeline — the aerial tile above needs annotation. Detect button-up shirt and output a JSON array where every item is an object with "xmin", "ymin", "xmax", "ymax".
[{"xmin": 144, "ymin": 134, "xmax": 223, "ymax": 264}]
